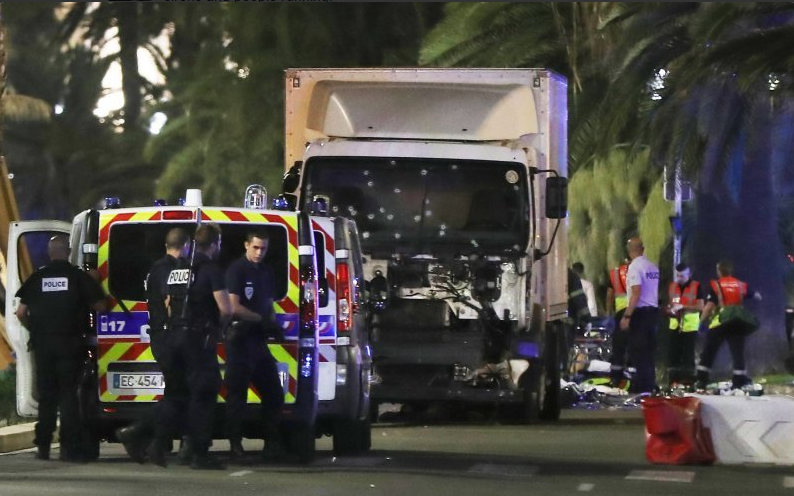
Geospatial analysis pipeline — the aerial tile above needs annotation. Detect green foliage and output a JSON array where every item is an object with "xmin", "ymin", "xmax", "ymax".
[
  {"xmin": 567, "ymin": 147, "xmax": 669, "ymax": 302},
  {"xmin": 0, "ymin": 367, "xmax": 22, "ymax": 426},
  {"xmin": 146, "ymin": 4, "xmax": 443, "ymax": 206}
]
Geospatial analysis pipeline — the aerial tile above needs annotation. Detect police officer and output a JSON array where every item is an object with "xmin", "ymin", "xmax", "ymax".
[
  {"xmin": 696, "ymin": 260, "xmax": 762, "ymax": 390},
  {"xmin": 224, "ymin": 229, "xmax": 285, "ymax": 461},
  {"xmin": 15, "ymin": 234, "xmax": 106, "ymax": 461},
  {"xmin": 116, "ymin": 227, "xmax": 191, "ymax": 464},
  {"xmin": 665, "ymin": 263, "xmax": 704, "ymax": 388},
  {"xmin": 148, "ymin": 223, "xmax": 231, "ymax": 470},
  {"xmin": 619, "ymin": 237, "xmax": 660, "ymax": 394}
]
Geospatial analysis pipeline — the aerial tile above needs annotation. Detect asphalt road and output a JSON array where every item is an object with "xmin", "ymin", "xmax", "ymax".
[{"xmin": 1, "ymin": 407, "xmax": 793, "ymax": 496}]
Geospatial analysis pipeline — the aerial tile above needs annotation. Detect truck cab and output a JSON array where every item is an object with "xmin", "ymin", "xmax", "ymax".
[{"xmin": 282, "ymin": 68, "xmax": 569, "ymax": 422}]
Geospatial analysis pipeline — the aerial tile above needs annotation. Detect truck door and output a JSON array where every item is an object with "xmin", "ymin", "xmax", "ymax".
[{"xmin": 4, "ymin": 220, "xmax": 72, "ymax": 416}]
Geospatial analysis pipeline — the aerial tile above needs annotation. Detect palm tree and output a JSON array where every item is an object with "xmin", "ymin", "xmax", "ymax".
[
  {"xmin": 147, "ymin": 4, "xmax": 444, "ymax": 205},
  {"xmin": 593, "ymin": 3, "xmax": 794, "ymax": 373}
]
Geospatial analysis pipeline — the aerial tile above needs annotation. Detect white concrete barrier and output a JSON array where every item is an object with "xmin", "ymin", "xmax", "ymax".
[{"xmin": 695, "ymin": 394, "xmax": 794, "ymax": 465}]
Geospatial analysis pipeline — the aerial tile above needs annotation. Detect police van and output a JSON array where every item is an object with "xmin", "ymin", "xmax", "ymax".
[{"xmin": 5, "ymin": 186, "xmax": 372, "ymax": 461}]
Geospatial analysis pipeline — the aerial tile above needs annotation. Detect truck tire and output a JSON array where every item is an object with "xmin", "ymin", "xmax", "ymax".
[
  {"xmin": 516, "ymin": 362, "xmax": 544, "ymax": 424},
  {"xmin": 510, "ymin": 324, "xmax": 562, "ymax": 424},
  {"xmin": 539, "ymin": 322, "xmax": 562, "ymax": 421},
  {"xmin": 332, "ymin": 418, "xmax": 372, "ymax": 456}
]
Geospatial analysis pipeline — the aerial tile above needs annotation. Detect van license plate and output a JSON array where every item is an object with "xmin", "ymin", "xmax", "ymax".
[{"xmin": 113, "ymin": 373, "xmax": 164, "ymax": 389}]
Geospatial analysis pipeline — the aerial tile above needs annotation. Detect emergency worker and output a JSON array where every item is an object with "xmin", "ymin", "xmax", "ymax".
[
  {"xmin": 224, "ymin": 229, "xmax": 285, "ymax": 461},
  {"xmin": 116, "ymin": 228, "xmax": 191, "ymax": 464},
  {"xmin": 15, "ymin": 234, "xmax": 106, "ymax": 461},
  {"xmin": 607, "ymin": 258, "xmax": 632, "ymax": 388},
  {"xmin": 619, "ymin": 237, "xmax": 660, "ymax": 394},
  {"xmin": 696, "ymin": 260, "xmax": 761, "ymax": 390},
  {"xmin": 148, "ymin": 223, "xmax": 231, "ymax": 470},
  {"xmin": 665, "ymin": 263, "xmax": 704, "ymax": 388}
]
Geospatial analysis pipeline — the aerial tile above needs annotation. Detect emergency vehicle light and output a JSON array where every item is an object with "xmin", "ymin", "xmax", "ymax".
[
  {"xmin": 244, "ymin": 184, "xmax": 268, "ymax": 210},
  {"xmin": 336, "ymin": 261, "xmax": 351, "ymax": 333},
  {"xmin": 162, "ymin": 210, "xmax": 195, "ymax": 220}
]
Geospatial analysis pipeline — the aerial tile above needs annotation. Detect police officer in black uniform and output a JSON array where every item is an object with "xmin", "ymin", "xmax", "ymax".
[
  {"xmin": 15, "ymin": 234, "xmax": 106, "ymax": 461},
  {"xmin": 116, "ymin": 227, "xmax": 191, "ymax": 463},
  {"xmin": 225, "ymin": 229, "xmax": 285, "ymax": 461},
  {"xmin": 147, "ymin": 223, "xmax": 231, "ymax": 470}
]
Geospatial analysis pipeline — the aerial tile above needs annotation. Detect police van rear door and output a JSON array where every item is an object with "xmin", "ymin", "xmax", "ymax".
[
  {"xmin": 311, "ymin": 216, "xmax": 338, "ymax": 402},
  {"xmin": 5, "ymin": 220, "xmax": 72, "ymax": 416}
]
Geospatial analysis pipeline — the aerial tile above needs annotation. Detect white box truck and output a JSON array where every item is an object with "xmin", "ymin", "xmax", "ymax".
[{"xmin": 281, "ymin": 68, "xmax": 568, "ymax": 422}]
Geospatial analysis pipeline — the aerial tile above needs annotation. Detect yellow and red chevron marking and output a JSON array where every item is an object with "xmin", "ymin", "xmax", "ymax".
[
  {"xmin": 318, "ymin": 345, "xmax": 335, "ymax": 363},
  {"xmin": 311, "ymin": 219, "xmax": 336, "ymax": 295},
  {"xmin": 215, "ymin": 342, "xmax": 298, "ymax": 404},
  {"xmin": 201, "ymin": 209, "xmax": 300, "ymax": 314},
  {"xmin": 97, "ymin": 342, "xmax": 159, "ymax": 402},
  {"xmin": 98, "ymin": 341, "xmax": 299, "ymax": 404}
]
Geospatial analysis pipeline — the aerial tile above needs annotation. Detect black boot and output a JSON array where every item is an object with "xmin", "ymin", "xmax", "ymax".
[
  {"xmin": 732, "ymin": 374, "xmax": 752, "ymax": 389},
  {"xmin": 694, "ymin": 369, "xmax": 710, "ymax": 392},
  {"xmin": 177, "ymin": 436, "xmax": 193, "ymax": 466},
  {"xmin": 146, "ymin": 439, "xmax": 168, "ymax": 468},
  {"xmin": 229, "ymin": 438, "xmax": 245, "ymax": 460},
  {"xmin": 115, "ymin": 425, "xmax": 148, "ymax": 464},
  {"xmin": 261, "ymin": 423, "xmax": 286, "ymax": 462},
  {"xmin": 34, "ymin": 442, "xmax": 50, "ymax": 461},
  {"xmin": 191, "ymin": 452, "xmax": 226, "ymax": 470}
]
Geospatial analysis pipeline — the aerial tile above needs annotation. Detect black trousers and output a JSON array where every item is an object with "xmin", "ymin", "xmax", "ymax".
[
  {"xmin": 153, "ymin": 327, "xmax": 221, "ymax": 455},
  {"xmin": 699, "ymin": 321, "xmax": 748, "ymax": 372},
  {"xmin": 668, "ymin": 329, "xmax": 697, "ymax": 384},
  {"xmin": 129, "ymin": 330, "xmax": 190, "ymax": 438},
  {"xmin": 33, "ymin": 337, "xmax": 83, "ymax": 453},
  {"xmin": 609, "ymin": 309, "xmax": 629, "ymax": 384},
  {"xmin": 627, "ymin": 307, "xmax": 659, "ymax": 393},
  {"xmin": 224, "ymin": 331, "xmax": 284, "ymax": 442}
]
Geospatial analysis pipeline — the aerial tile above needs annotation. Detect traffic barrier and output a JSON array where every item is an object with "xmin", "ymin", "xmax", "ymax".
[
  {"xmin": 641, "ymin": 396, "xmax": 716, "ymax": 465},
  {"xmin": 696, "ymin": 394, "xmax": 794, "ymax": 465}
]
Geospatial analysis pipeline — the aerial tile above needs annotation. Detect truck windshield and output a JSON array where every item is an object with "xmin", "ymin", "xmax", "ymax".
[{"xmin": 302, "ymin": 157, "xmax": 529, "ymax": 258}]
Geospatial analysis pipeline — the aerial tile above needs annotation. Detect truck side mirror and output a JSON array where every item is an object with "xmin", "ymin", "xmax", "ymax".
[
  {"xmin": 545, "ymin": 176, "xmax": 568, "ymax": 219},
  {"xmin": 282, "ymin": 162, "xmax": 302, "ymax": 193}
]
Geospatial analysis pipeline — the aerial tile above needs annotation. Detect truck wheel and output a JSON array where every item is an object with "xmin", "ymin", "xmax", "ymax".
[
  {"xmin": 515, "ymin": 364, "xmax": 544, "ymax": 424},
  {"xmin": 540, "ymin": 323, "xmax": 562, "ymax": 421},
  {"xmin": 332, "ymin": 418, "xmax": 371, "ymax": 455},
  {"xmin": 286, "ymin": 424, "xmax": 316, "ymax": 464}
]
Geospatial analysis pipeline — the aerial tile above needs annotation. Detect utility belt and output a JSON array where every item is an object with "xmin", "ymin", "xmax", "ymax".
[
  {"xmin": 224, "ymin": 319, "xmax": 282, "ymax": 344},
  {"xmin": 165, "ymin": 318, "xmax": 218, "ymax": 335}
]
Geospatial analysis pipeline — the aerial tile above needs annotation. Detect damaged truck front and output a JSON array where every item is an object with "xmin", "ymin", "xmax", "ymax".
[{"xmin": 282, "ymin": 68, "xmax": 569, "ymax": 422}]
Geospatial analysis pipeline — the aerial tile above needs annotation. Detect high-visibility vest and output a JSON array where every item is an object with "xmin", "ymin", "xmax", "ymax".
[
  {"xmin": 708, "ymin": 276, "xmax": 748, "ymax": 328},
  {"xmin": 609, "ymin": 264, "xmax": 629, "ymax": 312},
  {"xmin": 668, "ymin": 280, "xmax": 701, "ymax": 332}
]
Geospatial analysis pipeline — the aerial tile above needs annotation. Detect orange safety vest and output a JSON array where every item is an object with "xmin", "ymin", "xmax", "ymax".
[
  {"xmin": 710, "ymin": 277, "xmax": 747, "ymax": 307},
  {"xmin": 708, "ymin": 276, "xmax": 749, "ymax": 329},
  {"xmin": 609, "ymin": 264, "xmax": 629, "ymax": 312},
  {"xmin": 668, "ymin": 280, "xmax": 701, "ymax": 331}
]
